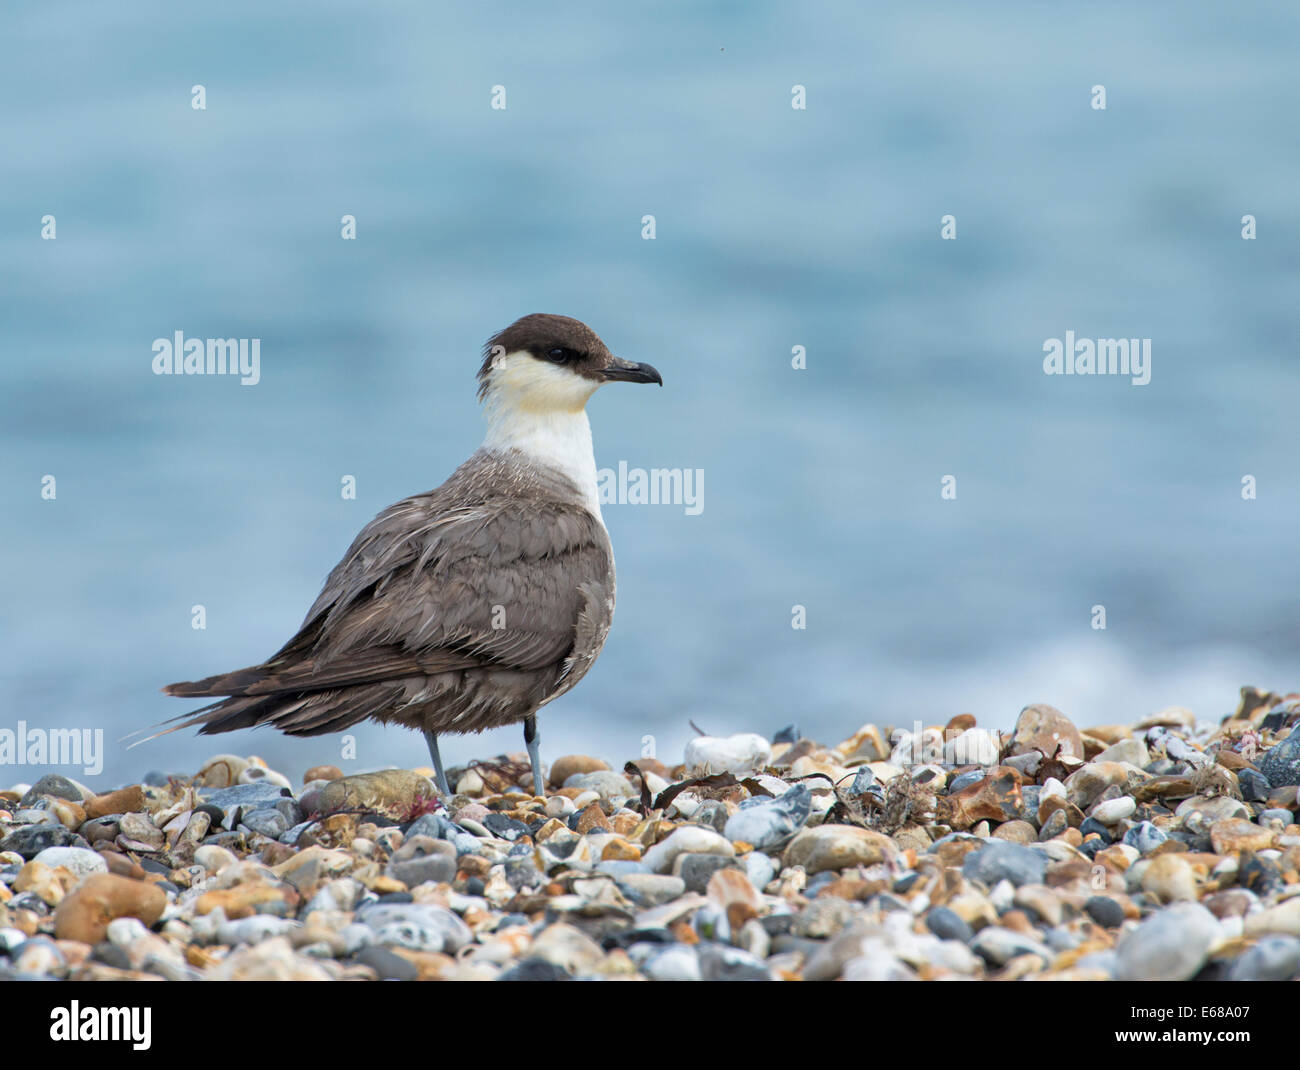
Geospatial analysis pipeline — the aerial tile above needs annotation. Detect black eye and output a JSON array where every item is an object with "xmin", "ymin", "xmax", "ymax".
[{"xmin": 545, "ymin": 346, "xmax": 579, "ymax": 364}]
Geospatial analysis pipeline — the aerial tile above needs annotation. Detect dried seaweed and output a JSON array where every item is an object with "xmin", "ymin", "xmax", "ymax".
[
  {"xmin": 650, "ymin": 771, "xmax": 773, "ymax": 811},
  {"xmin": 624, "ymin": 761, "xmax": 654, "ymax": 817}
]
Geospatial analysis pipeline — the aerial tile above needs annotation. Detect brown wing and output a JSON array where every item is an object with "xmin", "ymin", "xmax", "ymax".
[{"xmin": 160, "ymin": 455, "xmax": 613, "ymax": 736}]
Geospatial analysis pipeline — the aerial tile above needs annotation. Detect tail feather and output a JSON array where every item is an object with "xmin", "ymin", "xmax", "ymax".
[
  {"xmin": 141, "ymin": 681, "xmax": 404, "ymax": 746},
  {"xmin": 163, "ymin": 647, "xmax": 461, "ymax": 700},
  {"xmin": 163, "ymin": 665, "xmax": 272, "ymax": 699}
]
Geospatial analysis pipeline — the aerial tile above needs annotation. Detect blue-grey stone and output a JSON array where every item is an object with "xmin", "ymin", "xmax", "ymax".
[
  {"xmin": 947, "ymin": 770, "xmax": 986, "ymax": 795},
  {"xmin": 723, "ymin": 784, "xmax": 812, "ymax": 849},
  {"xmin": 1018, "ymin": 785, "xmax": 1042, "ymax": 823},
  {"xmin": 240, "ymin": 808, "xmax": 289, "ymax": 839},
  {"xmin": 1079, "ymin": 816, "xmax": 1112, "ymax": 842},
  {"xmin": 356, "ymin": 902, "xmax": 472, "ymax": 954},
  {"xmin": 1045, "ymin": 925, "xmax": 1083, "ymax": 952},
  {"xmin": 595, "ymin": 859, "xmax": 649, "ymax": 878},
  {"xmin": 849, "ymin": 766, "xmax": 877, "ymax": 794},
  {"xmin": 389, "ymin": 851, "xmax": 457, "ymax": 889},
  {"xmin": 1084, "ymin": 896, "xmax": 1126, "ymax": 928},
  {"xmin": 0, "ymin": 824, "xmax": 78, "ymax": 859},
  {"xmin": 694, "ymin": 800, "xmax": 730, "ymax": 834},
  {"xmin": 483, "ymin": 813, "xmax": 530, "ymax": 842},
  {"xmin": 19, "ymin": 775, "xmax": 85, "ymax": 808},
  {"xmin": 1239, "ymin": 768, "xmax": 1272, "ymax": 802},
  {"xmin": 405, "ymin": 812, "xmax": 466, "ymax": 841},
  {"xmin": 745, "ymin": 851, "xmax": 777, "ymax": 891},
  {"xmin": 615, "ymin": 873, "xmax": 685, "ymax": 907},
  {"xmin": 502, "ymin": 853, "xmax": 545, "ymax": 891},
  {"xmin": 772, "ymin": 724, "xmax": 800, "ymax": 745},
  {"xmin": 893, "ymin": 871, "xmax": 921, "ymax": 893},
  {"xmin": 1038, "ymin": 809, "xmax": 1068, "ymax": 841},
  {"xmin": 1227, "ymin": 935, "xmax": 1300, "ymax": 981},
  {"xmin": 405, "ymin": 816, "xmax": 473, "ymax": 842},
  {"xmin": 1115, "ymin": 903, "xmax": 1218, "ymax": 981},
  {"xmin": 1259, "ymin": 734, "xmax": 1300, "ymax": 788},
  {"xmin": 1122, "ymin": 820, "xmax": 1167, "ymax": 855},
  {"xmin": 11, "ymin": 810, "xmax": 57, "ymax": 825},
  {"xmin": 273, "ymin": 798, "xmax": 303, "ymax": 825},
  {"xmin": 200, "ymin": 782, "xmax": 292, "ymax": 813},
  {"xmin": 676, "ymin": 853, "xmax": 740, "ymax": 893},
  {"xmin": 925, "ymin": 906, "xmax": 973, "ymax": 943},
  {"xmin": 498, "ymin": 958, "xmax": 571, "ymax": 981},
  {"xmin": 404, "ymin": 813, "xmax": 481, "ymax": 856},
  {"xmin": 961, "ymin": 841, "xmax": 1046, "ymax": 888},
  {"xmin": 279, "ymin": 820, "xmax": 314, "ymax": 845},
  {"xmin": 91, "ymin": 943, "xmax": 133, "ymax": 970},
  {"xmin": 354, "ymin": 945, "xmax": 419, "ymax": 981},
  {"xmin": 641, "ymin": 944, "xmax": 702, "ymax": 981},
  {"xmin": 697, "ymin": 943, "xmax": 770, "ymax": 981},
  {"xmin": 1149, "ymin": 729, "xmax": 1209, "ymax": 767}
]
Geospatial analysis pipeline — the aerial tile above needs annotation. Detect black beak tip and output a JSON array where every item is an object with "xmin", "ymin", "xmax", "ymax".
[{"xmin": 603, "ymin": 358, "xmax": 663, "ymax": 386}]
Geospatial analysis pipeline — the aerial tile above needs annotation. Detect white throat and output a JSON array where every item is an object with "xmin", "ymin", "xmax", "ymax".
[{"xmin": 481, "ymin": 352, "xmax": 604, "ymax": 524}]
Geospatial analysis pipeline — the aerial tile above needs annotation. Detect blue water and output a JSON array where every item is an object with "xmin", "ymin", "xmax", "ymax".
[{"xmin": 2, "ymin": 2, "xmax": 1297, "ymax": 787}]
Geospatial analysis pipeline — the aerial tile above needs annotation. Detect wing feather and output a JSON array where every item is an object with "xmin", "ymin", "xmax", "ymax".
[{"xmin": 162, "ymin": 452, "xmax": 614, "ymax": 730}]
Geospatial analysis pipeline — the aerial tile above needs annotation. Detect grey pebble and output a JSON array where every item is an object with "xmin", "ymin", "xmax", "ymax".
[
  {"xmin": 356, "ymin": 902, "xmax": 472, "ymax": 954},
  {"xmin": 1227, "ymin": 935, "xmax": 1300, "ymax": 981},
  {"xmin": 0, "ymin": 824, "xmax": 79, "ymax": 859},
  {"xmin": 925, "ymin": 906, "xmax": 973, "ymax": 943},
  {"xmin": 722, "ymin": 784, "xmax": 811, "ymax": 850},
  {"xmin": 962, "ymin": 841, "xmax": 1046, "ymax": 888},
  {"xmin": 1123, "ymin": 820, "xmax": 1167, "ymax": 855},
  {"xmin": 1258, "ymin": 734, "xmax": 1300, "ymax": 788},
  {"xmin": 674, "ymin": 853, "xmax": 740, "ymax": 893},
  {"xmin": 1084, "ymin": 896, "xmax": 1126, "ymax": 928},
  {"xmin": 1115, "ymin": 903, "xmax": 1219, "ymax": 981},
  {"xmin": 354, "ymin": 945, "xmax": 419, "ymax": 981},
  {"xmin": 697, "ymin": 943, "xmax": 770, "ymax": 981},
  {"xmin": 19, "ymin": 775, "xmax": 86, "ymax": 808}
]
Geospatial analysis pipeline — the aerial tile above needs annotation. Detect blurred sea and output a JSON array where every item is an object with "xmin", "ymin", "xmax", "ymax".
[{"xmin": 1, "ymin": 1, "xmax": 1297, "ymax": 786}]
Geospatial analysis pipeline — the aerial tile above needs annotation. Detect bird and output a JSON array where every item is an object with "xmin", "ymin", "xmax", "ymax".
[{"xmin": 154, "ymin": 313, "xmax": 662, "ymax": 796}]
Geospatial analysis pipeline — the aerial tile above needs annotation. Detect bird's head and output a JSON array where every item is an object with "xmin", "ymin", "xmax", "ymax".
[{"xmin": 478, "ymin": 313, "xmax": 662, "ymax": 414}]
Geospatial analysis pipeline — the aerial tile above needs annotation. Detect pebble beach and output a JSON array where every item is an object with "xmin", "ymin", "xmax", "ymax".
[{"xmin": 4, "ymin": 685, "xmax": 1300, "ymax": 982}]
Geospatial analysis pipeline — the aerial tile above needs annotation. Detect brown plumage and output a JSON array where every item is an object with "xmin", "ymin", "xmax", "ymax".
[{"xmin": 164, "ymin": 454, "xmax": 614, "ymax": 738}]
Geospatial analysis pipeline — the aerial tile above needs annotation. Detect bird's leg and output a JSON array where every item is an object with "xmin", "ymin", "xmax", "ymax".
[
  {"xmin": 523, "ymin": 715, "xmax": 546, "ymax": 797},
  {"xmin": 423, "ymin": 730, "xmax": 451, "ymax": 795}
]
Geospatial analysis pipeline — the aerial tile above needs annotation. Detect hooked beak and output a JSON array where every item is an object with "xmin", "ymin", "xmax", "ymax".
[{"xmin": 600, "ymin": 356, "xmax": 663, "ymax": 386}]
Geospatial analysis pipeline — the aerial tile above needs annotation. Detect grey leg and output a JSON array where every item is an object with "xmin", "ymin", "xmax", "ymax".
[
  {"xmin": 424, "ymin": 730, "xmax": 451, "ymax": 795},
  {"xmin": 523, "ymin": 715, "xmax": 546, "ymax": 796}
]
